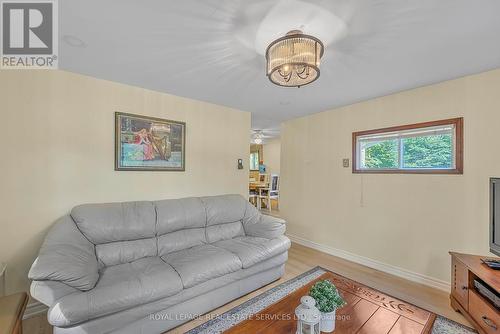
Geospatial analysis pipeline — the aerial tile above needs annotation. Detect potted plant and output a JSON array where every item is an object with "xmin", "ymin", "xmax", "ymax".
[{"xmin": 309, "ymin": 280, "xmax": 346, "ymax": 332}]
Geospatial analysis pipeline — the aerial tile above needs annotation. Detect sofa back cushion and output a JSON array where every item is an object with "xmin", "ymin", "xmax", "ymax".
[
  {"xmin": 95, "ymin": 238, "xmax": 157, "ymax": 267},
  {"xmin": 71, "ymin": 201, "xmax": 156, "ymax": 243},
  {"xmin": 202, "ymin": 195, "xmax": 247, "ymax": 243},
  {"xmin": 69, "ymin": 195, "xmax": 250, "ymax": 263},
  {"xmin": 71, "ymin": 201, "xmax": 157, "ymax": 265},
  {"xmin": 155, "ymin": 197, "xmax": 207, "ymax": 256}
]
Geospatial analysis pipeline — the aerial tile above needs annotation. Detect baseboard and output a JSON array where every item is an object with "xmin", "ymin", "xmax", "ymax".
[
  {"xmin": 23, "ymin": 301, "xmax": 48, "ymax": 320},
  {"xmin": 287, "ymin": 233, "xmax": 451, "ymax": 292}
]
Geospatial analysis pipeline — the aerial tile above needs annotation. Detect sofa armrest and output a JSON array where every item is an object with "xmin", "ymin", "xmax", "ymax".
[
  {"xmin": 30, "ymin": 280, "xmax": 79, "ymax": 307},
  {"xmin": 244, "ymin": 214, "xmax": 286, "ymax": 239},
  {"xmin": 29, "ymin": 216, "xmax": 99, "ymax": 291}
]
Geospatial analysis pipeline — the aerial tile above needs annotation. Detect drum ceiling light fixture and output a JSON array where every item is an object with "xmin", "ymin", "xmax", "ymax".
[{"xmin": 266, "ymin": 30, "xmax": 324, "ymax": 88}]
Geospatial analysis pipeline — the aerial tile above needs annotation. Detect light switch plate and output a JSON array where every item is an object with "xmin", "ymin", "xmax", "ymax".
[{"xmin": 343, "ymin": 158, "xmax": 350, "ymax": 168}]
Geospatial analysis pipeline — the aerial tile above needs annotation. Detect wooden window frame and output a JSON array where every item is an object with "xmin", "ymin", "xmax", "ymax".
[{"xmin": 352, "ymin": 117, "xmax": 463, "ymax": 174}]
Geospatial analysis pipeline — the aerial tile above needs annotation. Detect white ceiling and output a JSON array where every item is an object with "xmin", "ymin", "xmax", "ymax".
[{"xmin": 60, "ymin": 0, "xmax": 500, "ymax": 135}]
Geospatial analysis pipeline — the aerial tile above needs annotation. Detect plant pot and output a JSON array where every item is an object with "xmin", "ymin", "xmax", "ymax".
[{"xmin": 320, "ymin": 310, "xmax": 336, "ymax": 333}]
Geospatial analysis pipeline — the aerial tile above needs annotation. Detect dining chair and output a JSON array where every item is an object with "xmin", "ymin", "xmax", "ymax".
[
  {"xmin": 258, "ymin": 173, "xmax": 269, "ymax": 184},
  {"xmin": 258, "ymin": 174, "xmax": 279, "ymax": 212},
  {"xmin": 249, "ymin": 190, "xmax": 258, "ymax": 208}
]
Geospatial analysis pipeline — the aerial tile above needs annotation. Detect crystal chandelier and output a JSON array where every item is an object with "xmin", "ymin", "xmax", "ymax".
[{"xmin": 266, "ymin": 30, "xmax": 324, "ymax": 88}]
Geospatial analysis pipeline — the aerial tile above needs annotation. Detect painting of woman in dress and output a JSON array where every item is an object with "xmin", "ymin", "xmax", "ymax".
[
  {"xmin": 115, "ymin": 112, "xmax": 185, "ymax": 171},
  {"xmin": 134, "ymin": 128, "xmax": 154, "ymax": 160}
]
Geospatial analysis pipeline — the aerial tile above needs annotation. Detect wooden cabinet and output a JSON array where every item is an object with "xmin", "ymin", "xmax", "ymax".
[
  {"xmin": 469, "ymin": 290, "xmax": 499, "ymax": 334},
  {"xmin": 452, "ymin": 257, "xmax": 469, "ymax": 309},
  {"xmin": 450, "ymin": 252, "xmax": 500, "ymax": 334}
]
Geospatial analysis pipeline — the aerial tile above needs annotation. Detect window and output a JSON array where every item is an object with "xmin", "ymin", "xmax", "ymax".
[
  {"xmin": 353, "ymin": 118, "xmax": 463, "ymax": 174},
  {"xmin": 250, "ymin": 152, "xmax": 259, "ymax": 171}
]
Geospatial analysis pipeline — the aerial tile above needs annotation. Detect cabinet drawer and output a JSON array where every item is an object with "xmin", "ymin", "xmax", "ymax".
[
  {"xmin": 451, "ymin": 258, "xmax": 469, "ymax": 309},
  {"xmin": 469, "ymin": 290, "xmax": 500, "ymax": 334}
]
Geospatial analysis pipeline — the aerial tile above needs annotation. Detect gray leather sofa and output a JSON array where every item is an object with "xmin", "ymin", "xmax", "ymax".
[{"xmin": 29, "ymin": 194, "xmax": 290, "ymax": 334}]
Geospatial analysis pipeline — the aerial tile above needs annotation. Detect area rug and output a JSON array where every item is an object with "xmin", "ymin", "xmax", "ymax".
[{"xmin": 186, "ymin": 267, "xmax": 476, "ymax": 334}]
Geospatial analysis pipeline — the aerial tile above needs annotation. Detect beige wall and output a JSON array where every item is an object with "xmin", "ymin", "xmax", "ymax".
[
  {"xmin": 0, "ymin": 70, "xmax": 250, "ymax": 294},
  {"xmin": 263, "ymin": 138, "xmax": 281, "ymax": 176},
  {"xmin": 280, "ymin": 68, "xmax": 500, "ymax": 284}
]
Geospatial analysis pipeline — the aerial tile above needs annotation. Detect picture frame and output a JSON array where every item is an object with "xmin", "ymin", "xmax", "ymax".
[{"xmin": 115, "ymin": 112, "xmax": 186, "ymax": 171}]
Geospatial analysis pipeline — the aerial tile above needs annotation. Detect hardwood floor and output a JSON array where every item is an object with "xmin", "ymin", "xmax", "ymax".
[
  {"xmin": 22, "ymin": 242, "xmax": 470, "ymax": 334},
  {"xmin": 23, "ymin": 315, "xmax": 52, "ymax": 334}
]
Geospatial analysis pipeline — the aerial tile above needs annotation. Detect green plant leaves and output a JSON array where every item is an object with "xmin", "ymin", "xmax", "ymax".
[{"xmin": 309, "ymin": 280, "xmax": 346, "ymax": 313}]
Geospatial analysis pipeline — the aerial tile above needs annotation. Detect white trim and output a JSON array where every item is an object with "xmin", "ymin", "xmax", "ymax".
[
  {"xmin": 23, "ymin": 301, "xmax": 48, "ymax": 320},
  {"xmin": 287, "ymin": 233, "xmax": 450, "ymax": 292}
]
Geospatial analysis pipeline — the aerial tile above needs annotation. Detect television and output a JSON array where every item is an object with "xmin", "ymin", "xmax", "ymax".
[{"xmin": 490, "ymin": 178, "xmax": 500, "ymax": 256}]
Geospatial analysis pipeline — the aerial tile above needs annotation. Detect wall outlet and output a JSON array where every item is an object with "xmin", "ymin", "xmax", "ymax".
[
  {"xmin": 237, "ymin": 159, "xmax": 244, "ymax": 170},
  {"xmin": 343, "ymin": 158, "xmax": 350, "ymax": 168}
]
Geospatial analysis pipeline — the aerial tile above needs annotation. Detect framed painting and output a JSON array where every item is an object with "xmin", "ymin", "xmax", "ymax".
[{"xmin": 115, "ymin": 112, "xmax": 186, "ymax": 171}]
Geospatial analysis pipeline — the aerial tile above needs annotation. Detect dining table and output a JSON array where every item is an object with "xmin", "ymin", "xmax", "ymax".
[{"xmin": 249, "ymin": 182, "xmax": 268, "ymax": 191}]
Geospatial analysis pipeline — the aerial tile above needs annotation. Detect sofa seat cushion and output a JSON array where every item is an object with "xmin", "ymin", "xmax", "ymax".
[
  {"xmin": 161, "ymin": 244, "xmax": 242, "ymax": 288},
  {"xmin": 213, "ymin": 236, "xmax": 291, "ymax": 268},
  {"xmin": 56, "ymin": 253, "xmax": 289, "ymax": 333},
  {"xmin": 48, "ymin": 257, "xmax": 183, "ymax": 327}
]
